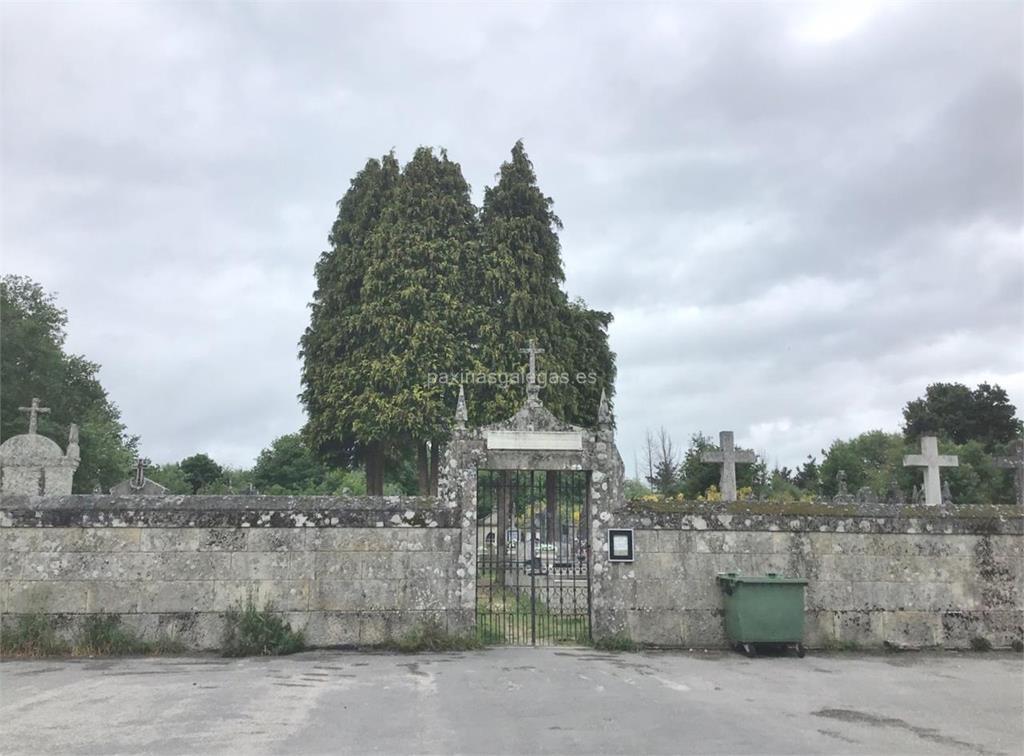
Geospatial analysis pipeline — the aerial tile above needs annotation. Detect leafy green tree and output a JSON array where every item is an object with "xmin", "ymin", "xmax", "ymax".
[
  {"xmin": 179, "ymin": 453, "xmax": 223, "ymax": 494},
  {"xmin": 0, "ymin": 275, "xmax": 136, "ymax": 492},
  {"xmin": 301, "ymin": 153, "xmax": 401, "ymax": 494},
  {"xmin": 903, "ymin": 382, "xmax": 1021, "ymax": 450},
  {"xmin": 146, "ymin": 463, "xmax": 191, "ymax": 494},
  {"xmin": 252, "ymin": 434, "xmax": 326, "ymax": 492},
  {"xmin": 793, "ymin": 455, "xmax": 821, "ymax": 494},
  {"xmin": 819, "ymin": 431, "xmax": 910, "ymax": 498}
]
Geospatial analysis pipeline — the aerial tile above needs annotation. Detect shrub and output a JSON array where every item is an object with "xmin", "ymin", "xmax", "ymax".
[
  {"xmin": 221, "ymin": 600, "xmax": 304, "ymax": 657},
  {"xmin": 0, "ymin": 614, "xmax": 70, "ymax": 657},
  {"xmin": 970, "ymin": 636, "xmax": 993, "ymax": 652}
]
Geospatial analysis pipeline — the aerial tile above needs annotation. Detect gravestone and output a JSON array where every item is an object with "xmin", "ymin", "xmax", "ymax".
[
  {"xmin": 0, "ymin": 398, "xmax": 80, "ymax": 495},
  {"xmin": 700, "ymin": 431, "xmax": 755, "ymax": 502},
  {"xmin": 995, "ymin": 440, "xmax": 1024, "ymax": 506},
  {"xmin": 110, "ymin": 457, "xmax": 168, "ymax": 495},
  {"xmin": 903, "ymin": 436, "xmax": 958, "ymax": 506}
]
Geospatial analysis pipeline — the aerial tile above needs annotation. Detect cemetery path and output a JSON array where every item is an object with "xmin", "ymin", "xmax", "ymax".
[{"xmin": 1, "ymin": 647, "xmax": 1021, "ymax": 755}]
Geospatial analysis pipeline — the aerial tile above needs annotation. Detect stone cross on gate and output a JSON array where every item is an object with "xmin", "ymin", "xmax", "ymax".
[
  {"xmin": 995, "ymin": 440, "xmax": 1024, "ymax": 506},
  {"xmin": 701, "ymin": 431, "xmax": 756, "ymax": 502},
  {"xmin": 520, "ymin": 339, "xmax": 545, "ymax": 404},
  {"xmin": 903, "ymin": 436, "xmax": 958, "ymax": 506},
  {"xmin": 18, "ymin": 398, "xmax": 50, "ymax": 435},
  {"xmin": 132, "ymin": 457, "xmax": 151, "ymax": 489}
]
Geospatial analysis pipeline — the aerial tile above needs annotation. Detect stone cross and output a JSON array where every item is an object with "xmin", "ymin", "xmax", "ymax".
[
  {"xmin": 132, "ymin": 457, "xmax": 151, "ymax": 489},
  {"xmin": 995, "ymin": 440, "xmax": 1024, "ymax": 506},
  {"xmin": 903, "ymin": 436, "xmax": 958, "ymax": 506},
  {"xmin": 18, "ymin": 398, "xmax": 50, "ymax": 435},
  {"xmin": 520, "ymin": 339, "xmax": 545, "ymax": 403},
  {"xmin": 701, "ymin": 431, "xmax": 756, "ymax": 502}
]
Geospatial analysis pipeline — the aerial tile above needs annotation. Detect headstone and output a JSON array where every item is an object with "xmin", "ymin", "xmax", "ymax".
[
  {"xmin": 833, "ymin": 469, "xmax": 853, "ymax": 503},
  {"xmin": 995, "ymin": 440, "xmax": 1024, "ymax": 506},
  {"xmin": 903, "ymin": 436, "xmax": 958, "ymax": 506},
  {"xmin": 885, "ymin": 478, "xmax": 903, "ymax": 505},
  {"xmin": 700, "ymin": 431, "xmax": 756, "ymax": 502},
  {"xmin": 109, "ymin": 457, "xmax": 167, "ymax": 495},
  {"xmin": 0, "ymin": 398, "xmax": 79, "ymax": 495},
  {"xmin": 941, "ymin": 479, "xmax": 954, "ymax": 506}
]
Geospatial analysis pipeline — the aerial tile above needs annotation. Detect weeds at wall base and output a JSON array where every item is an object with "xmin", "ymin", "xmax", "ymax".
[
  {"xmin": 221, "ymin": 600, "xmax": 305, "ymax": 657},
  {"xmin": 0, "ymin": 613, "xmax": 185, "ymax": 658},
  {"xmin": 379, "ymin": 621, "xmax": 484, "ymax": 653}
]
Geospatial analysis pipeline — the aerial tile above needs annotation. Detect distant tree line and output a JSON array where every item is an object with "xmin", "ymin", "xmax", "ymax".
[{"xmin": 630, "ymin": 382, "xmax": 1021, "ymax": 505}]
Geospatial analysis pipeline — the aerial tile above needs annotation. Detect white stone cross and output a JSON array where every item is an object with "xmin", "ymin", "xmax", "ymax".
[
  {"xmin": 995, "ymin": 440, "xmax": 1023, "ymax": 506},
  {"xmin": 903, "ymin": 436, "xmax": 958, "ymax": 506},
  {"xmin": 701, "ymin": 431, "xmax": 756, "ymax": 502},
  {"xmin": 18, "ymin": 397, "xmax": 50, "ymax": 435}
]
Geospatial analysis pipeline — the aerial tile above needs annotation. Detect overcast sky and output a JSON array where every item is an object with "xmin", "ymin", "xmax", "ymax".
[{"xmin": 2, "ymin": 2, "xmax": 1021, "ymax": 476}]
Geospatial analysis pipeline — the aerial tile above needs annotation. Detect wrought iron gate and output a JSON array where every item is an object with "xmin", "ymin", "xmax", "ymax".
[{"xmin": 475, "ymin": 469, "xmax": 590, "ymax": 646}]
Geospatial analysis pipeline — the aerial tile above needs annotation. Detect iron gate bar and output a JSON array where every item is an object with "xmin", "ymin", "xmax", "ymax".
[{"xmin": 475, "ymin": 469, "xmax": 591, "ymax": 646}]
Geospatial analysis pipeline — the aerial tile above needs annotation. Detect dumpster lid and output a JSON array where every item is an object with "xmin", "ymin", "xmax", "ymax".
[{"xmin": 716, "ymin": 572, "xmax": 808, "ymax": 585}]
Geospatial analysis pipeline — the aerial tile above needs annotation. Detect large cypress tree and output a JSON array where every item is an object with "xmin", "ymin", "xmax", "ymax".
[
  {"xmin": 359, "ymin": 147, "xmax": 482, "ymax": 493},
  {"xmin": 477, "ymin": 140, "xmax": 615, "ymax": 426},
  {"xmin": 300, "ymin": 154, "xmax": 400, "ymax": 493}
]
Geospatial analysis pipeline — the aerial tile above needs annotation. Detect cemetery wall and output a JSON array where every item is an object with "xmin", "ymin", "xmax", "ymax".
[
  {"xmin": 603, "ymin": 505, "xmax": 1024, "ymax": 649},
  {"xmin": 0, "ymin": 495, "xmax": 462, "ymax": 649}
]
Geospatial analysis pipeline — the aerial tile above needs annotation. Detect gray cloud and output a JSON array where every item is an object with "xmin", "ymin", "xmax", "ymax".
[{"xmin": 2, "ymin": 2, "xmax": 1020, "ymax": 473}]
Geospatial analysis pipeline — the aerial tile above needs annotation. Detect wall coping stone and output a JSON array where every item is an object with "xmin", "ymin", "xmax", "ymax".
[{"xmin": 0, "ymin": 494, "xmax": 456, "ymax": 529}]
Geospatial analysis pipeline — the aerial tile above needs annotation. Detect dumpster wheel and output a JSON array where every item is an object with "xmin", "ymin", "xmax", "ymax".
[
  {"xmin": 740, "ymin": 643, "xmax": 757, "ymax": 658},
  {"xmin": 794, "ymin": 643, "xmax": 806, "ymax": 658}
]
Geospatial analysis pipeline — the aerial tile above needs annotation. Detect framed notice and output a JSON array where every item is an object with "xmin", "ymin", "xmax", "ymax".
[{"xmin": 608, "ymin": 528, "xmax": 634, "ymax": 562}]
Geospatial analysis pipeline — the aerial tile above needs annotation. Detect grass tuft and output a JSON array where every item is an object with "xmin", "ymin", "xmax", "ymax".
[
  {"xmin": 592, "ymin": 632, "xmax": 638, "ymax": 652},
  {"xmin": 221, "ymin": 600, "xmax": 305, "ymax": 657},
  {"xmin": 0, "ymin": 613, "xmax": 70, "ymax": 657},
  {"xmin": 381, "ymin": 620, "xmax": 483, "ymax": 653}
]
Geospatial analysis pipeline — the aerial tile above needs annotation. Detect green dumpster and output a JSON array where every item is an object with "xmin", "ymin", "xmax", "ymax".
[{"xmin": 716, "ymin": 572, "xmax": 808, "ymax": 657}]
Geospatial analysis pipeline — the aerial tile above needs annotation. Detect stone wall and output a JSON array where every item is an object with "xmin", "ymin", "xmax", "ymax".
[
  {"xmin": 0, "ymin": 495, "xmax": 461, "ymax": 649},
  {"xmin": 602, "ymin": 504, "xmax": 1024, "ymax": 649},
  {"xmin": 4, "ymin": 494, "xmax": 1021, "ymax": 651}
]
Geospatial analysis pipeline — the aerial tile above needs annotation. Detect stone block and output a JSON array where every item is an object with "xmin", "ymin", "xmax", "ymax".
[
  {"xmin": 18, "ymin": 552, "xmax": 158, "ymax": 582},
  {"xmin": 941, "ymin": 609, "xmax": 1024, "ymax": 649},
  {"xmin": 678, "ymin": 609, "xmax": 728, "ymax": 647},
  {"xmin": 245, "ymin": 529, "xmax": 306, "ymax": 552},
  {"xmin": 312, "ymin": 579, "xmax": 405, "ymax": 611},
  {"xmin": 805, "ymin": 580, "xmax": 854, "ymax": 610},
  {"xmin": 230, "ymin": 552, "xmax": 314, "ymax": 581},
  {"xmin": 803, "ymin": 610, "xmax": 836, "ymax": 648},
  {"xmin": 85, "ymin": 581, "xmax": 141, "ymax": 613},
  {"xmin": 882, "ymin": 610, "xmax": 942, "ymax": 647},
  {"xmin": 627, "ymin": 609, "xmax": 682, "ymax": 645},
  {"xmin": 834, "ymin": 610, "xmax": 884, "ymax": 645},
  {"xmin": 214, "ymin": 579, "xmax": 310, "ymax": 612},
  {"xmin": 153, "ymin": 552, "xmax": 232, "ymax": 581},
  {"xmin": 289, "ymin": 610, "xmax": 360, "ymax": 647},
  {"xmin": 135, "ymin": 581, "xmax": 218, "ymax": 613},
  {"xmin": 6, "ymin": 580, "xmax": 89, "ymax": 613},
  {"xmin": 313, "ymin": 552, "xmax": 363, "ymax": 580}
]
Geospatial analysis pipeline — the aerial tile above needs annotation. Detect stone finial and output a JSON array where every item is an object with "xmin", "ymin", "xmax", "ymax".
[
  {"xmin": 995, "ymin": 439, "xmax": 1024, "ymax": 506},
  {"xmin": 18, "ymin": 398, "xmax": 50, "ymax": 435},
  {"xmin": 66, "ymin": 424, "xmax": 80, "ymax": 462},
  {"xmin": 903, "ymin": 436, "xmax": 958, "ymax": 506},
  {"xmin": 700, "ymin": 431, "xmax": 756, "ymax": 502},
  {"xmin": 597, "ymin": 389, "xmax": 611, "ymax": 428},
  {"xmin": 454, "ymin": 384, "xmax": 468, "ymax": 430}
]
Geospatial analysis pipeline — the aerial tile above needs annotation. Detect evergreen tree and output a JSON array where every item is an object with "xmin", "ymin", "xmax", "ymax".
[
  {"xmin": 300, "ymin": 154, "xmax": 400, "ymax": 493},
  {"xmin": 476, "ymin": 141, "xmax": 615, "ymax": 426},
  {"xmin": 359, "ymin": 147, "xmax": 481, "ymax": 493},
  {"xmin": 903, "ymin": 382, "xmax": 1020, "ymax": 450}
]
